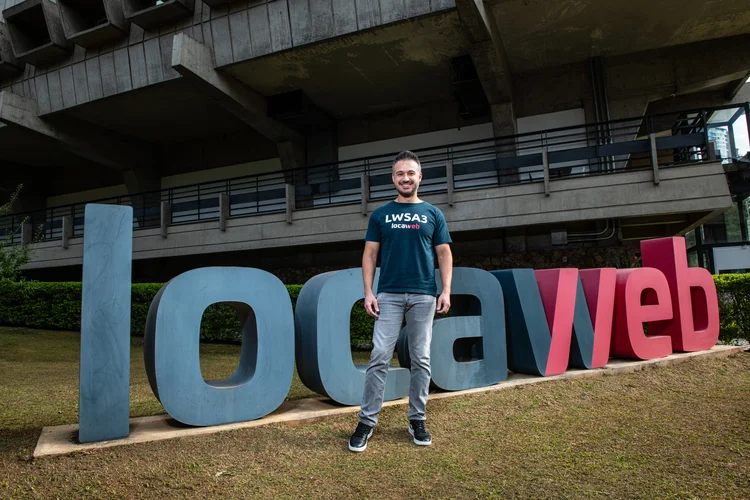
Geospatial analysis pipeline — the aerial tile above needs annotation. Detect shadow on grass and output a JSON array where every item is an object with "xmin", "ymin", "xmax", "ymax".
[{"xmin": 0, "ymin": 428, "xmax": 40, "ymax": 457}]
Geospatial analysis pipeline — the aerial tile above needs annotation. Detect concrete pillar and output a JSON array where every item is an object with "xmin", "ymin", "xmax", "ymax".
[
  {"xmin": 306, "ymin": 126, "xmax": 339, "ymax": 186},
  {"xmin": 277, "ymin": 140, "xmax": 307, "ymax": 186},
  {"xmin": 446, "ymin": 160, "xmax": 455, "ymax": 207},
  {"xmin": 122, "ymin": 166, "xmax": 161, "ymax": 194},
  {"xmin": 122, "ymin": 166, "xmax": 161, "ymax": 229},
  {"xmin": 542, "ymin": 149, "xmax": 550, "ymax": 196},
  {"xmin": 492, "ymin": 102, "xmax": 519, "ymax": 185},
  {"xmin": 360, "ymin": 172, "xmax": 370, "ymax": 215},
  {"xmin": 491, "ymin": 102, "xmax": 517, "ymax": 140},
  {"xmin": 649, "ymin": 133, "xmax": 660, "ymax": 185},
  {"xmin": 21, "ymin": 221, "xmax": 33, "ymax": 245},
  {"xmin": 285, "ymin": 184, "xmax": 295, "ymax": 224},
  {"xmin": 277, "ymin": 127, "xmax": 338, "ymax": 209},
  {"xmin": 160, "ymin": 201, "xmax": 171, "ymax": 238},
  {"xmin": 219, "ymin": 194, "xmax": 229, "ymax": 232},
  {"xmin": 306, "ymin": 127, "xmax": 338, "ymax": 166},
  {"xmin": 62, "ymin": 215, "xmax": 72, "ymax": 249}
]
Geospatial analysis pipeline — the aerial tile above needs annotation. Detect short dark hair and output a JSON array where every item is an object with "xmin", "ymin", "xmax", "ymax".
[{"xmin": 392, "ymin": 150, "xmax": 421, "ymax": 171}]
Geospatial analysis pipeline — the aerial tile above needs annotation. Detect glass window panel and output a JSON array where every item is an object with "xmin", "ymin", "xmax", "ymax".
[
  {"xmin": 688, "ymin": 251, "xmax": 698, "ymax": 268},
  {"xmin": 702, "ymin": 202, "xmax": 742, "ymax": 244},
  {"xmin": 685, "ymin": 229, "xmax": 696, "ymax": 249},
  {"xmin": 731, "ymin": 113, "xmax": 749, "ymax": 159}
]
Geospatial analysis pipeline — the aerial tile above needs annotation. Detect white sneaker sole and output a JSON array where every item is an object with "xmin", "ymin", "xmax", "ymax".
[
  {"xmin": 348, "ymin": 429, "xmax": 373, "ymax": 452},
  {"xmin": 408, "ymin": 426, "xmax": 432, "ymax": 446}
]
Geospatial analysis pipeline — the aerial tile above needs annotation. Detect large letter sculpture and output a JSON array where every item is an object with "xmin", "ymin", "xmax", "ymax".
[
  {"xmin": 579, "ymin": 269, "xmax": 618, "ymax": 368},
  {"xmin": 76, "ymin": 212, "xmax": 722, "ymax": 444},
  {"xmin": 641, "ymin": 237, "xmax": 720, "ymax": 351},
  {"xmin": 492, "ymin": 269, "xmax": 616, "ymax": 376},
  {"xmin": 397, "ymin": 268, "xmax": 507, "ymax": 390},
  {"xmin": 294, "ymin": 269, "xmax": 410, "ymax": 405},
  {"xmin": 79, "ymin": 204, "xmax": 133, "ymax": 443},
  {"xmin": 612, "ymin": 268, "xmax": 674, "ymax": 359},
  {"xmin": 144, "ymin": 267, "xmax": 294, "ymax": 426}
]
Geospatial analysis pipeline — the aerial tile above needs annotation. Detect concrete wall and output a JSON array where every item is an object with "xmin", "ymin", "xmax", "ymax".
[
  {"xmin": 161, "ymin": 157, "xmax": 282, "ymax": 188},
  {"xmin": 24, "ymin": 161, "xmax": 732, "ymax": 270},
  {"xmin": 513, "ymin": 62, "xmax": 593, "ymax": 120},
  {"xmin": 339, "ymin": 122, "xmax": 492, "ymax": 161},
  {"xmin": 44, "ymin": 156, "xmax": 283, "ymax": 208},
  {"xmin": 713, "ymin": 246, "xmax": 750, "ymax": 273},
  {"xmin": 338, "ymin": 101, "xmax": 490, "ymax": 147},
  {"xmin": 0, "ymin": 0, "xmax": 457, "ymax": 114},
  {"xmin": 516, "ymin": 108, "xmax": 587, "ymax": 177},
  {"xmin": 47, "ymin": 183, "xmax": 129, "ymax": 207}
]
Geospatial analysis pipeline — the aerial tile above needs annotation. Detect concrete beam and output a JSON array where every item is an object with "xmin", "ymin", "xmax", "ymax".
[
  {"xmin": 727, "ymin": 71, "xmax": 750, "ymax": 99},
  {"xmin": 457, "ymin": 0, "xmax": 514, "ymax": 104},
  {"xmin": 678, "ymin": 71, "xmax": 750, "ymax": 96},
  {"xmin": 171, "ymin": 33, "xmax": 302, "ymax": 144},
  {"xmin": 606, "ymin": 36, "xmax": 750, "ymax": 108},
  {"xmin": 122, "ymin": 166, "xmax": 160, "ymax": 195},
  {"xmin": 0, "ymin": 91, "xmax": 153, "ymax": 172},
  {"xmin": 645, "ymin": 89, "xmax": 749, "ymax": 117},
  {"xmin": 513, "ymin": 36, "xmax": 750, "ymax": 121}
]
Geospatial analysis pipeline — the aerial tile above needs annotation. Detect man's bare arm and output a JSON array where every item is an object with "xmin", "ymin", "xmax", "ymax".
[
  {"xmin": 435, "ymin": 243, "xmax": 453, "ymax": 314},
  {"xmin": 362, "ymin": 241, "xmax": 380, "ymax": 318}
]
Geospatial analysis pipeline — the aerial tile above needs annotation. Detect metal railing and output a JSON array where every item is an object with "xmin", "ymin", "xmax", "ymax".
[{"xmin": 2, "ymin": 103, "xmax": 749, "ymax": 245}]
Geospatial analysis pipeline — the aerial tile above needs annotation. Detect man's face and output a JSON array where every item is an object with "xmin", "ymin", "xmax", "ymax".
[{"xmin": 392, "ymin": 160, "xmax": 422, "ymax": 198}]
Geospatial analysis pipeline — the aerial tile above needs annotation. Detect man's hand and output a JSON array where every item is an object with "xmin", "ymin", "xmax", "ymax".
[
  {"xmin": 364, "ymin": 293, "xmax": 380, "ymax": 319},
  {"xmin": 436, "ymin": 291, "xmax": 451, "ymax": 314}
]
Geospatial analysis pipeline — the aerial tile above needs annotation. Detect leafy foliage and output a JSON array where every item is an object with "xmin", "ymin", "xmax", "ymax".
[
  {"xmin": 714, "ymin": 273, "xmax": 750, "ymax": 341},
  {"xmin": 0, "ymin": 185, "xmax": 34, "ymax": 282},
  {"xmin": 5, "ymin": 273, "xmax": 748, "ymax": 346}
]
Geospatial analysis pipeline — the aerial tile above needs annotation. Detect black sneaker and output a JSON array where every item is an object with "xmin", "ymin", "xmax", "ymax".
[
  {"xmin": 348, "ymin": 422, "xmax": 373, "ymax": 452},
  {"xmin": 408, "ymin": 420, "xmax": 432, "ymax": 446}
]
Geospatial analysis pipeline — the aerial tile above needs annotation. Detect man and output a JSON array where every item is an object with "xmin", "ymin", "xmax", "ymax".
[{"xmin": 349, "ymin": 150, "xmax": 453, "ymax": 452}]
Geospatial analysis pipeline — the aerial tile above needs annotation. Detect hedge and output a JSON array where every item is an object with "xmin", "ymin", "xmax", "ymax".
[
  {"xmin": 0, "ymin": 281, "xmax": 375, "ymax": 348},
  {"xmin": 714, "ymin": 273, "xmax": 750, "ymax": 342},
  {"xmin": 2, "ymin": 274, "xmax": 749, "ymax": 345}
]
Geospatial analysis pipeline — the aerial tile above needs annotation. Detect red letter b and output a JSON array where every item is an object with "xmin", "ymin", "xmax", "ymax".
[{"xmin": 641, "ymin": 237, "xmax": 720, "ymax": 351}]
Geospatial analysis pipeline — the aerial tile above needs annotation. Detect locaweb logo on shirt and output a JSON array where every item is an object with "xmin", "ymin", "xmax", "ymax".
[{"xmin": 385, "ymin": 212, "xmax": 428, "ymax": 230}]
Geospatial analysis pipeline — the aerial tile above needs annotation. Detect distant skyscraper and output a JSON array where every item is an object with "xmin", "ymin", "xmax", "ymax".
[{"xmin": 708, "ymin": 127, "xmax": 731, "ymax": 160}]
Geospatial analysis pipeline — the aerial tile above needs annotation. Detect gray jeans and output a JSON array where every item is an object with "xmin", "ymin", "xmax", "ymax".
[{"xmin": 359, "ymin": 292, "xmax": 436, "ymax": 426}]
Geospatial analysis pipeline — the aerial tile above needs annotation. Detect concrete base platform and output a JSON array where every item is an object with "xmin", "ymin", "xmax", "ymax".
[{"xmin": 34, "ymin": 346, "xmax": 745, "ymax": 458}]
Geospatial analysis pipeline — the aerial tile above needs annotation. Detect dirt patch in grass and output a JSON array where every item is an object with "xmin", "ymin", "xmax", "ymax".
[{"xmin": 1, "ymin": 327, "xmax": 749, "ymax": 498}]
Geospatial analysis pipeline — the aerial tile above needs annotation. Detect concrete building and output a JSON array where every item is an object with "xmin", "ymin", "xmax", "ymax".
[
  {"xmin": 0, "ymin": 0, "xmax": 748, "ymax": 282},
  {"xmin": 708, "ymin": 127, "xmax": 731, "ymax": 161}
]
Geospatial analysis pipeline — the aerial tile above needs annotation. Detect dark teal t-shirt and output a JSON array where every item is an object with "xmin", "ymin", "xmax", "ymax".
[{"xmin": 365, "ymin": 201, "xmax": 452, "ymax": 295}]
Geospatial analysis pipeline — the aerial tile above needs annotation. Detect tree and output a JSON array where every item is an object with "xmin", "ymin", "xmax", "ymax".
[{"xmin": 0, "ymin": 184, "xmax": 35, "ymax": 281}]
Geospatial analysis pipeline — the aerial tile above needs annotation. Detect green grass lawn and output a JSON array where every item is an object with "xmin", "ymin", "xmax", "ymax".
[
  {"xmin": 1, "ymin": 326, "xmax": 749, "ymax": 498},
  {"xmin": 0, "ymin": 327, "xmax": 376, "ymax": 457}
]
